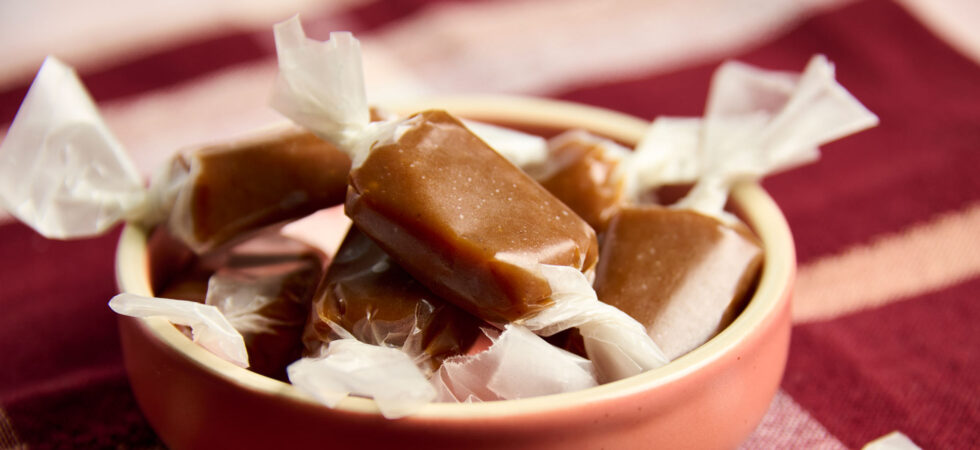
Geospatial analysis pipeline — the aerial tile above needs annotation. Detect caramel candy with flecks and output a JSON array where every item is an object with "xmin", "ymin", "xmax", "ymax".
[
  {"xmin": 526, "ymin": 130, "xmax": 627, "ymax": 233},
  {"xmin": 346, "ymin": 110, "xmax": 599, "ymax": 323},
  {"xmin": 167, "ymin": 127, "xmax": 351, "ymax": 253},
  {"xmin": 594, "ymin": 205, "xmax": 763, "ymax": 360},
  {"xmin": 303, "ymin": 227, "xmax": 481, "ymax": 371}
]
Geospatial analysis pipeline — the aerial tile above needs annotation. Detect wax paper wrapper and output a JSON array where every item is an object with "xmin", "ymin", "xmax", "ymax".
[
  {"xmin": 270, "ymin": 16, "xmax": 546, "ymax": 169},
  {"xmin": 626, "ymin": 117, "xmax": 703, "ymax": 198},
  {"xmin": 287, "ymin": 334, "xmax": 437, "ymax": 419},
  {"xmin": 108, "ymin": 293, "xmax": 249, "ymax": 368},
  {"xmin": 530, "ymin": 125, "xmax": 700, "ymax": 232},
  {"xmin": 289, "ymin": 323, "xmax": 597, "ymax": 414},
  {"xmin": 517, "ymin": 264, "xmax": 669, "ymax": 382},
  {"xmin": 675, "ymin": 54, "xmax": 879, "ymax": 219},
  {"xmin": 203, "ymin": 251, "xmax": 320, "ymax": 379},
  {"xmin": 0, "ymin": 56, "xmax": 352, "ymax": 255},
  {"xmin": 301, "ymin": 226, "xmax": 481, "ymax": 373},
  {"xmin": 0, "ymin": 57, "xmax": 155, "ymax": 238},
  {"xmin": 432, "ymin": 324, "xmax": 597, "ymax": 402}
]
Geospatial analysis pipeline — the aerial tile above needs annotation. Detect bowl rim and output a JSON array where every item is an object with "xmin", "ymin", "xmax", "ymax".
[{"xmin": 115, "ymin": 94, "xmax": 795, "ymax": 419}]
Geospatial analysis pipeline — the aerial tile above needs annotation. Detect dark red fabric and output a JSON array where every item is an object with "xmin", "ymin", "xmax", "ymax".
[
  {"xmin": 4, "ymin": 374, "xmax": 160, "ymax": 448},
  {"xmin": 0, "ymin": 224, "xmax": 163, "ymax": 447},
  {"xmin": 0, "ymin": 224, "xmax": 122, "ymax": 402},
  {"xmin": 784, "ymin": 277, "xmax": 980, "ymax": 449}
]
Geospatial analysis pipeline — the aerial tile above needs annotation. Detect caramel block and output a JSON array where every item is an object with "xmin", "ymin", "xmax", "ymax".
[
  {"xmin": 346, "ymin": 110, "xmax": 599, "ymax": 323},
  {"xmin": 303, "ymin": 227, "xmax": 481, "ymax": 371},
  {"xmin": 594, "ymin": 206, "xmax": 763, "ymax": 360},
  {"xmin": 169, "ymin": 128, "xmax": 351, "ymax": 253},
  {"xmin": 526, "ymin": 131, "xmax": 626, "ymax": 232}
]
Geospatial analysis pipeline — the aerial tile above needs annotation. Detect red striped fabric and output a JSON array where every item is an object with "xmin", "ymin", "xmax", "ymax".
[
  {"xmin": 785, "ymin": 278, "xmax": 980, "ymax": 448},
  {"xmin": 0, "ymin": 0, "xmax": 477, "ymax": 125}
]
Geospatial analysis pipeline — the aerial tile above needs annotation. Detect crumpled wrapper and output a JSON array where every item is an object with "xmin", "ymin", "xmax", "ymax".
[
  {"xmin": 288, "ymin": 322, "xmax": 598, "ymax": 416},
  {"xmin": 203, "ymin": 250, "xmax": 321, "ymax": 380},
  {"xmin": 675, "ymin": 54, "xmax": 879, "ymax": 219},
  {"xmin": 0, "ymin": 57, "xmax": 157, "ymax": 239},
  {"xmin": 517, "ymin": 264, "xmax": 668, "ymax": 382},
  {"xmin": 287, "ymin": 337, "xmax": 438, "ymax": 419},
  {"xmin": 300, "ymin": 225, "xmax": 482, "ymax": 373},
  {"xmin": 432, "ymin": 325, "xmax": 598, "ymax": 403},
  {"xmin": 109, "ymin": 293, "xmax": 249, "ymax": 368},
  {"xmin": 626, "ymin": 117, "xmax": 703, "ymax": 198},
  {"xmin": 271, "ymin": 16, "xmax": 547, "ymax": 170}
]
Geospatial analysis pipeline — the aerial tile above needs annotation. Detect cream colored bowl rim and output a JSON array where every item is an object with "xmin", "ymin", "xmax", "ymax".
[{"xmin": 115, "ymin": 94, "xmax": 795, "ymax": 420}]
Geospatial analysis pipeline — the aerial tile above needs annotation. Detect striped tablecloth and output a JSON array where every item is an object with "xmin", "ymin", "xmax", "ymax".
[{"xmin": 1, "ymin": 0, "xmax": 977, "ymax": 448}]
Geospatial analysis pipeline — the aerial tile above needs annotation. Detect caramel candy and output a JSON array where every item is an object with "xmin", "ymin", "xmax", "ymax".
[
  {"xmin": 159, "ymin": 232, "xmax": 324, "ymax": 380},
  {"xmin": 303, "ymin": 227, "xmax": 481, "ymax": 371},
  {"xmin": 346, "ymin": 110, "xmax": 599, "ymax": 323},
  {"xmin": 526, "ymin": 130, "xmax": 628, "ymax": 232},
  {"xmin": 594, "ymin": 205, "xmax": 763, "ymax": 360},
  {"xmin": 166, "ymin": 127, "xmax": 351, "ymax": 253},
  {"xmin": 204, "ymin": 250, "xmax": 322, "ymax": 381}
]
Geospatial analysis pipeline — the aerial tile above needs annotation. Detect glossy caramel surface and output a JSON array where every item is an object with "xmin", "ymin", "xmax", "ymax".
[
  {"xmin": 594, "ymin": 206, "xmax": 763, "ymax": 359},
  {"xmin": 528, "ymin": 132, "xmax": 625, "ymax": 232},
  {"xmin": 347, "ymin": 110, "xmax": 598, "ymax": 323},
  {"xmin": 185, "ymin": 130, "xmax": 351, "ymax": 252}
]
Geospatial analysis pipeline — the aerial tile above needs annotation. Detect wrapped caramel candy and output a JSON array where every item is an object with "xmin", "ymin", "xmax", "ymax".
[
  {"xmin": 595, "ymin": 55, "xmax": 879, "ymax": 360},
  {"xmin": 136, "ymin": 232, "xmax": 323, "ymax": 379},
  {"xmin": 526, "ymin": 120, "xmax": 701, "ymax": 232},
  {"xmin": 595, "ymin": 207, "xmax": 763, "ymax": 359},
  {"xmin": 270, "ymin": 20, "xmax": 601, "ymax": 322},
  {"xmin": 271, "ymin": 19, "xmax": 667, "ymax": 383},
  {"xmin": 290, "ymin": 228, "xmax": 598, "ymax": 416},
  {"xmin": 163, "ymin": 127, "xmax": 350, "ymax": 253},
  {"xmin": 0, "ymin": 57, "xmax": 351, "ymax": 255},
  {"xmin": 525, "ymin": 130, "xmax": 630, "ymax": 232},
  {"xmin": 432, "ymin": 325, "xmax": 597, "ymax": 403},
  {"xmin": 202, "ymin": 249, "xmax": 321, "ymax": 380},
  {"xmin": 345, "ymin": 109, "xmax": 598, "ymax": 322},
  {"xmin": 302, "ymin": 226, "xmax": 482, "ymax": 372}
]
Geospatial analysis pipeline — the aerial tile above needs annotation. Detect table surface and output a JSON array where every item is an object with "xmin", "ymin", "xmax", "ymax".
[{"xmin": 1, "ymin": 0, "xmax": 978, "ymax": 448}]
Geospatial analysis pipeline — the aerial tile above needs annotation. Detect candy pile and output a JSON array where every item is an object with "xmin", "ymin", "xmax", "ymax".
[{"xmin": 0, "ymin": 17, "xmax": 877, "ymax": 418}]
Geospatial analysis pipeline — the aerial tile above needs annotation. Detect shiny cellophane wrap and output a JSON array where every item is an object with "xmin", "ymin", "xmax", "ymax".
[{"xmin": 302, "ymin": 226, "xmax": 481, "ymax": 372}]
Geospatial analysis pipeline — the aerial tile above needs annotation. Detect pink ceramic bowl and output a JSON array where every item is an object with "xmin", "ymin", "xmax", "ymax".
[{"xmin": 115, "ymin": 96, "xmax": 795, "ymax": 449}]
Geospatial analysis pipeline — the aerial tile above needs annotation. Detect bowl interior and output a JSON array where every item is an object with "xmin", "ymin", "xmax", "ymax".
[{"xmin": 115, "ymin": 95, "xmax": 795, "ymax": 418}]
